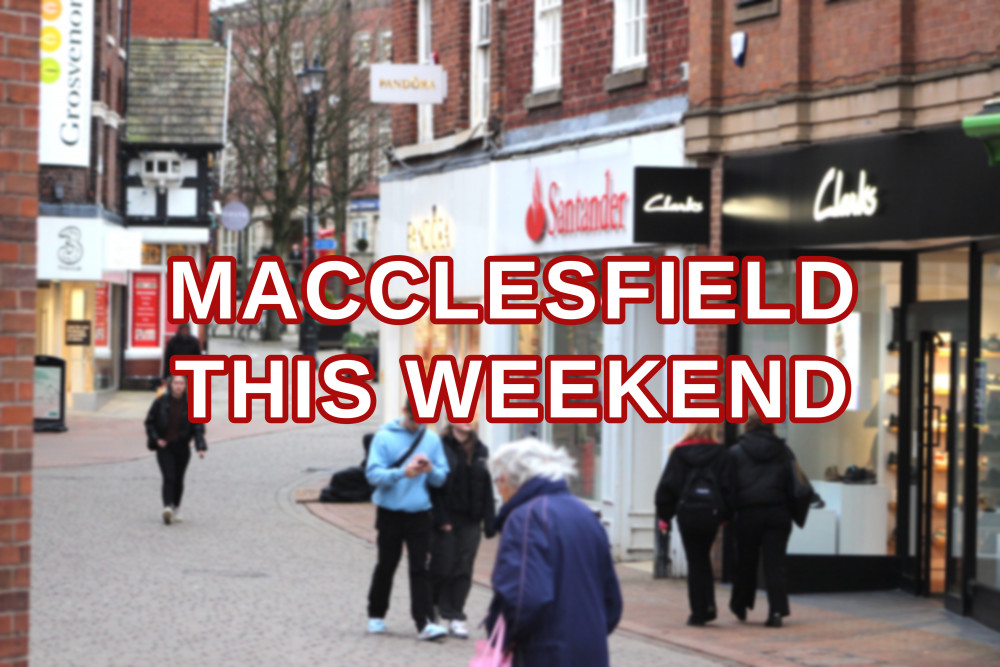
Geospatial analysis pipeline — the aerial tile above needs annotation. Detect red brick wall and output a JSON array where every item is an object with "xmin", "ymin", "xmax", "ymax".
[
  {"xmin": 132, "ymin": 0, "xmax": 210, "ymax": 40},
  {"xmin": 690, "ymin": 0, "xmax": 1000, "ymax": 109},
  {"xmin": 390, "ymin": 0, "xmax": 418, "ymax": 146},
  {"xmin": 501, "ymin": 0, "xmax": 689, "ymax": 130},
  {"xmin": 0, "ymin": 0, "xmax": 37, "ymax": 663}
]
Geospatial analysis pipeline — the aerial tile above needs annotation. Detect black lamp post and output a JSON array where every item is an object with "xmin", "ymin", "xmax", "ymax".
[{"xmin": 297, "ymin": 55, "xmax": 326, "ymax": 358}]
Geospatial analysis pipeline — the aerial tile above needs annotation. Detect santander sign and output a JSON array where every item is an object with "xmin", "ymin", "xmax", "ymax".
[{"xmin": 525, "ymin": 169, "xmax": 628, "ymax": 243}]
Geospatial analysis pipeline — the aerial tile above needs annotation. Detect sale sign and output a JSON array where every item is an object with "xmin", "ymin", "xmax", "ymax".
[
  {"xmin": 94, "ymin": 282, "xmax": 109, "ymax": 347},
  {"xmin": 131, "ymin": 272, "xmax": 160, "ymax": 348}
]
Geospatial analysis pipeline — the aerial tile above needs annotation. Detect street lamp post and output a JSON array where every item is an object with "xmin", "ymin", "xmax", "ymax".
[{"xmin": 297, "ymin": 55, "xmax": 326, "ymax": 358}]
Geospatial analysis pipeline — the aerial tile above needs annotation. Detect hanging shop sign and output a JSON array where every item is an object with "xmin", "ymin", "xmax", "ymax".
[
  {"xmin": 131, "ymin": 272, "xmax": 161, "ymax": 348},
  {"xmin": 37, "ymin": 217, "xmax": 101, "ymax": 280},
  {"xmin": 723, "ymin": 128, "xmax": 1000, "ymax": 251},
  {"xmin": 370, "ymin": 63, "xmax": 448, "ymax": 105},
  {"xmin": 94, "ymin": 282, "xmax": 109, "ymax": 347},
  {"xmin": 39, "ymin": 0, "xmax": 94, "ymax": 167},
  {"xmin": 633, "ymin": 167, "xmax": 711, "ymax": 244}
]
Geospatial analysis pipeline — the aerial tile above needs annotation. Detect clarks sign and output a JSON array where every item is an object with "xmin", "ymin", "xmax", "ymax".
[
  {"xmin": 632, "ymin": 167, "xmax": 711, "ymax": 244},
  {"xmin": 370, "ymin": 63, "xmax": 448, "ymax": 105},
  {"xmin": 39, "ymin": 0, "xmax": 93, "ymax": 167},
  {"xmin": 813, "ymin": 168, "xmax": 879, "ymax": 222}
]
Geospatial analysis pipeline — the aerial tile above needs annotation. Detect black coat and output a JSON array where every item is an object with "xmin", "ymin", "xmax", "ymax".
[
  {"xmin": 654, "ymin": 439, "xmax": 732, "ymax": 524},
  {"xmin": 430, "ymin": 433, "xmax": 496, "ymax": 537},
  {"xmin": 729, "ymin": 429, "xmax": 792, "ymax": 509},
  {"xmin": 163, "ymin": 333, "xmax": 202, "ymax": 378},
  {"xmin": 144, "ymin": 394, "xmax": 207, "ymax": 451}
]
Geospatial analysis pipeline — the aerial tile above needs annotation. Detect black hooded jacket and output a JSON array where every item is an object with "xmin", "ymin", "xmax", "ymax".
[
  {"xmin": 430, "ymin": 432, "xmax": 497, "ymax": 537},
  {"xmin": 729, "ymin": 429, "xmax": 792, "ymax": 508},
  {"xmin": 145, "ymin": 394, "xmax": 207, "ymax": 452},
  {"xmin": 163, "ymin": 333, "xmax": 202, "ymax": 378},
  {"xmin": 655, "ymin": 439, "xmax": 731, "ymax": 524}
]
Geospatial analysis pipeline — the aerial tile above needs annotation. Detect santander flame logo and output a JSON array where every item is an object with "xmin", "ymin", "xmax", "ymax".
[{"xmin": 525, "ymin": 170, "xmax": 546, "ymax": 242}]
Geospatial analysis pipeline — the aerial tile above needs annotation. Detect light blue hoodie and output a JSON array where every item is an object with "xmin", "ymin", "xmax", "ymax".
[{"xmin": 365, "ymin": 419, "xmax": 449, "ymax": 513}]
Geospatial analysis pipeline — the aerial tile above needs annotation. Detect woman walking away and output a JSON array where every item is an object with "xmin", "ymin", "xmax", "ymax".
[
  {"xmin": 145, "ymin": 375, "xmax": 206, "ymax": 525},
  {"xmin": 729, "ymin": 411, "xmax": 794, "ymax": 627},
  {"xmin": 429, "ymin": 422, "xmax": 496, "ymax": 638},
  {"xmin": 486, "ymin": 438, "xmax": 622, "ymax": 667},
  {"xmin": 654, "ymin": 423, "xmax": 730, "ymax": 626}
]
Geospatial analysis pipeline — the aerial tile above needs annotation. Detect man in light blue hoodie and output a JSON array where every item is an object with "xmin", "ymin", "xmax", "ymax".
[{"xmin": 366, "ymin": 400, "xmax": 450, "ymax": 640}]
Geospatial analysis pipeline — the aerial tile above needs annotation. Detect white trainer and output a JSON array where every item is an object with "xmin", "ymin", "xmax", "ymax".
[
  {"xmin": 172, "ymin": 508, "xmax": 183, "ymax": 523},
  {"xmin": 162, "ymin": 507, "xmax": 173, "ymax": 525},
  {"xmin": 417, "ymin": 622, "xmax": 447, "ymax": 641},
  {"xmin": 449, "ymin": 620, "xmax": 469, "ymax": 638}
]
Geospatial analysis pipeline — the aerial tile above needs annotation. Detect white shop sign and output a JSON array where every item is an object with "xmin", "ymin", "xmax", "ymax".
[
  {"xmin": 370, "ymin": 63, "xmax": 448, "ymax": 105},
  {"xmin": 39, "ymin": 0, "xmax": 94, "ymax": 167},
  {"xmin": 37, "ymin": 217, "xmax": 142, "ymax": 281},
  {"xmin": 379, "ymin": 164, "xmax": 490, "ymax": 301},
  {"xmin": 493, "ymin": 127, "xmax": 686, "ymax": 255}
]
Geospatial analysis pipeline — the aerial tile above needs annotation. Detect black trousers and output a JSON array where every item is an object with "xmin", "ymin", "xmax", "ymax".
[
  {"xmin": 156, "ymin": 441, "xmax": 191, "ymax": 508},
  {"xmin": 677, "ymin": 516, "xmax": 720, "ymax": 621},
  {"xmin": 430, "ymin": 513, "xmax": 482, "ymax": 621},
  {"xmin": 730, "ymin": 505, "xmax": 792, "ymax": 617},
  {"xmin": 368, "ymin": 507, "xmax": 434, "ymax": 631}
]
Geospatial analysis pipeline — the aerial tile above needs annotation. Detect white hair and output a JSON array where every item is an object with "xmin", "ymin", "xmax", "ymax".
[{"xmin": 489, "ymin": 438, "xmax": 578, "ymax": 490}]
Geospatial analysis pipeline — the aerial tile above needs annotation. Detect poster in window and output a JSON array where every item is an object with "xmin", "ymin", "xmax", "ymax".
[
  {"xmin": 131, "ymin": 273, "xmax": 161, "ymax": 348},
  {"xmin": 94, "ymin": 282, "xmax": 109, "ymax": 347},
  {"xmin": 34, "ymin": 365, "xmax": 62, "ymax": 420},
  {"xmin": 827, "ymin": 312, "xmax": 860, "ymax": 411}
]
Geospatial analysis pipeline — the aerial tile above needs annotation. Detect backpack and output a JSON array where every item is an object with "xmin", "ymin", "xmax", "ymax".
[{"xmin": 676, "ymin": 464, "xmax": 725, "ymax": 525}]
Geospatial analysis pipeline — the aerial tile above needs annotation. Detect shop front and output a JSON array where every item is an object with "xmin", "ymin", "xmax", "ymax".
[
  {"xmin": 377, "ymin": 163, "xmax": 491, "ymax": 425},
  {"xmin": 36, "ymin": 217, "xmax": 142, "ymax": 410},
  {"xmin": 491, "ymin": 127, "xmax": 711, "ymax": 559},
  {"xmin": 723, "ymin": 126, "xmax": 1000, "ymax": 631}
]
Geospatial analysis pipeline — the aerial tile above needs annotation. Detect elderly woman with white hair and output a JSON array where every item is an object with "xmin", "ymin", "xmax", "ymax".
[{"xmin": 484, "ymin": 438, "xmax": 622, "ymax": 667}]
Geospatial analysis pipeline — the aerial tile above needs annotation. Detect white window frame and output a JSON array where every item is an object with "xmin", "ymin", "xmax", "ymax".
[
  {"xmin": 470, "ymin": 0, "xmax": 491, "ymax": 127},
  {"xmin": 532, "ymin": 0, "xmax": 562, "ymax": 92},
  {"xmin": 417, "ymin": 0, "xmax": 434, "ymax": 143},
  {"xmin": 354, "ymin": 32, "xmax": 372, "ymax": 68},
  {"xmin": 613, "ymin": 0, "xmax": 647, "ymax": 72},
  {"xmin": 378, "ymin": 29, "xmax": 393, "ymax": 62},
  {"xmin": 291, "ymin": 41, "xmax": 305, "ymax": 73}
]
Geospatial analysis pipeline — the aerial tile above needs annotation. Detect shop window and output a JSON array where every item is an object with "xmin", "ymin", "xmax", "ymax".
[
  {"xmin": 414, "ymin": 315, "xmax": 482, "ymax": 429},
  {"xmin": 978, "ymin": 252, "xmax": 1000, "ymax": 588},
  {"xmin": 918, "ymin": 248, "xmax": 970, "ymax": 301},
  {"xmin": 291, "ymin": 41, "xmax": 305, "ymax": 73},
  {"xmin": 141, "ymin": 243, "xmax": 163, "ymax": 266},
  {"xmin": 378, "ymin": 30, "xmax": 393, "ymax": 62},
  {"xmin": 740, "ymin": 260, "xmax": 901, "ymax": 557}
]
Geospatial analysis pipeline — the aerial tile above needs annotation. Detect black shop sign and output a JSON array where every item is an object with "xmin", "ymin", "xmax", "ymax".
[
  {"xmin": 65, "ymin": 320, "xmax": 92, "ymax": 346},
  {"xmin": 723, "ymin": 127, "xmax": 1000, "ymax": 252},
  {"xmin": 633, "ymin": 167, "xmax": 711, "ymax": 245}
]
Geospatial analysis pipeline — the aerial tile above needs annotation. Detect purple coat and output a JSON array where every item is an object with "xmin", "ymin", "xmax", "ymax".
[{"xmin": 487, "ymin": 477, "xmax": 623, "ymax": 667}]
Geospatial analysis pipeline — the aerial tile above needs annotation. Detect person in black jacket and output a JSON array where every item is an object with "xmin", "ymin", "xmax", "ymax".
[
  {"xmin": 145, "ymin": 375, "xmax": 207, "ymax": 525},
  {"xmin": 429, "ymin": 422, "xmax": 496, "ymax": 638},
  {"xmin": 162, "ymin": 323, "xmax": 201, "ymax": 380},
  {"xmin": 655, "ymin": 422, "xmax": 730, "ymax": 626},
  {"xmin": 728, "ymin": 412, "xmax": 794, "ymax": 627}
]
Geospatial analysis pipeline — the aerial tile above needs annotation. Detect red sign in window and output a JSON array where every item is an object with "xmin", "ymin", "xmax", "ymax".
[
  {"xmin": 131, "ymin": 273, "xmax": 161, "ymax": 348},
  {"xmin": 94, "ymin": 282, "xmax": 109, "ymax": 347}
]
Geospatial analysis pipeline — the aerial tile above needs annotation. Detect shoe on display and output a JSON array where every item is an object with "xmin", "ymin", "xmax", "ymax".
[
  {"xmin": 932, "ymin": 530, "xmax": 946, "ymax": 548},
  {"xmin": 887, "ymin": 451, "xmax": 899, "ymax": 469},
  {"xmin": 162, "ymin": 507, "xmax": 173, "ymax": 525},
  {"xmin": 934, "ymin": 491, "xmax": 948, "ymax": 510},
  {"xmin": 449, "ymin": 620, "xmax": 468, "ymax": 638},
  {"xmin": 418, "ymin": 622, "xmax": 448, "ymax": 641},
  {"xmin": 825, "ymin": 466, "xmax": 842, "ymax": 482},
  {"xmin": 367, "ymin": 618, "xmax": 386, "ymax": 635}
]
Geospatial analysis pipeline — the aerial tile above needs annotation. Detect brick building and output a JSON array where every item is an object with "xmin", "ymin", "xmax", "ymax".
[
  {"xmin": 686, "ymin": 1, "xmax": 1000, "ymax": 630},
  {"xmin": 379, "ymin": 0, "xmax": 712, "ymax": 562},
  {"xmin": 0, "ymin": 0, "xmax": 38, "ymax": 663}
]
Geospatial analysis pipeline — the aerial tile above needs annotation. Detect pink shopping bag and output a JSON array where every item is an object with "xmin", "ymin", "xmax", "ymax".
[{"xmin": 470, "ymin": 616, "xmax": 512, "ymax": 667}]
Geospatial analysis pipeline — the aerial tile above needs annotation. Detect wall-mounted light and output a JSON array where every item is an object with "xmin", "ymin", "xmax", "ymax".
[{"xmin": 962, "ymin": 98, "xmax": 1000, "ymax": 166}]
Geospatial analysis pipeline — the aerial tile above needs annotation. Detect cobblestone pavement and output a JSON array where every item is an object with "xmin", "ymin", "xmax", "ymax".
[{"xmin": 32, "ymin": 418, "xmax": 723, "ymax": 666}]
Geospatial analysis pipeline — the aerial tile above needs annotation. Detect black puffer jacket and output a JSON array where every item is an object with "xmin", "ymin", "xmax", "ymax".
[
  {"xmin": 655, "ymin": 439, "xmax": 732, "ymax": 524},
  {"xmin": 729, "ymin": 429, "xmax": 792, "ymax": 508},
  {"xmin": 431, "ymin": 433, "xmax": 497, "ymax": 537},
  {"xmin": 144, "ymin": 394, "xmax": 207, "ymax": 451},
  {"xmin": 163, "ymin": 333, "xmax": 202, "ymax": 378}
]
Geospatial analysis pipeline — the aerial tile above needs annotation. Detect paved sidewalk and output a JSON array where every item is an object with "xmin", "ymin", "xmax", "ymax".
[{"xmin": 305, "ymin": 498, "xmax": 1000, "ymax": 667}]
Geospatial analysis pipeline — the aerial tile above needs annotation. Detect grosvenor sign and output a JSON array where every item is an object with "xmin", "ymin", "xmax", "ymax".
[{"xmin": 39, "ymin": 0, "xmax": 93, "ymax": 167}]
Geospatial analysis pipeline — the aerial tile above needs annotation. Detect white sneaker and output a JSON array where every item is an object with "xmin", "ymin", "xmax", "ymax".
[
  {"xmin": 449, "ymin": 620, "xmax": 468, "ymax": 638},
  {"xmin": 172, "ymin": 508, "xmax": 183, "ymax": 523},
  {"xmin": 367, "ymin": 618, "xmax": 386, "ymax": 634},
  {"xmin": 417, "ymin": 622, "xmax": 447, "ymax": 641},
  {"xmin": 162, "ymin": 507, "xmax": 173, "ymax": 525}
]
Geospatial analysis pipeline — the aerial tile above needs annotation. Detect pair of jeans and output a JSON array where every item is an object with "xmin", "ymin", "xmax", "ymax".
[
  {"xmin": 156, "ymin": 440, "xmax": 191, "ymax": 508},
  {"xmin": 677, "ymin": 516, "xmax": 721, "ymax": 621},
  {"xmin": 367, "ymin": 507, "xmax": 434, "ymax": 631},
  {"xmin": 430, "ymin": 513, "xmax": 482, "ymax": 621},
  {"xmin": 730, "ymin": 504, "xmax": 792, "ymax": 617}
]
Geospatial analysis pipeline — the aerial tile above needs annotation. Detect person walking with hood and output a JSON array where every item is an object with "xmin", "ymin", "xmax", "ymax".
[
  {"xmin": 428, "ymin": 422, "xmax": 496, "ymax": 638},
  {"xmin": 728, "ymin": 411, "xmax": 795, "ymax": 627},
  {"xmin": 365, "ymin": 400, "xmax": 451, "ymax": 641},
  {"xmin": 162, "ymin": 323, "xmax": 201, "ymax": 381},
  {"xmin": 654, "ymin": 423, "xmax": 731, "ymax": 626},
  {"xmin": 144, "ymin": 375, "xmax": 206, "ymax": 525},
  {"xmin": 486, "ymin": 438, "xmax": 622, "ymax": 666}
]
